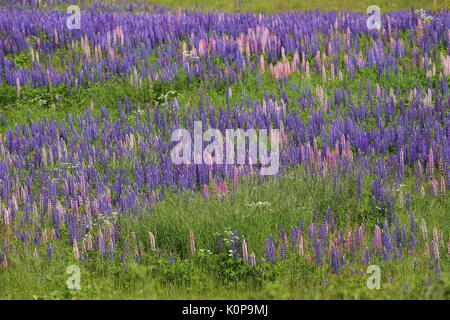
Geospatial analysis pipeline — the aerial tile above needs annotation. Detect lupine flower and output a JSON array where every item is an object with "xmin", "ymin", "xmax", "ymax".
[
  {"xmin": 297, "ymin": 235, "xmax": 304, "ymax": 256},
  {"xmin": 149, "ymin": 232, "xmax": 156, "ymax": 251},
  {"xmin": 233, "ymin": 167, "xmax": 239, "ymax": 187},
  {"xmin": 314, "ymin": 240, "xmax": 321, "ymax": 266},
  {"xmin": 356, "ymin": 170, "xmax": 363, "ymax": 201},
  {"xmin": 362, "ymin": 247, "xmax": 370, "ymax": 265},
  {"xmin": 15, "ymin": 77, "xmax": 20, "ymax": 98},
  {"xmin": 249, "ymin": 252, "xmax": 256, "ymax": 267},
  {"xmin": 421, "ymin": 219, "xmax": 428, "ymax": 242},
  {"xmin": 99, "ymin": 231, "xmax": 106, "ymax": 259},
  {"xmin": 134, "ymin": 246, "xmax": 140, "ymax": 262},
  {"xmin": 265, "ymin": 236, "xmax": 276, "ymax": 264},
  {"xmin": 356, "ymin": 225, "xmax": 364, "ymax": 247},
  {"xmin": 241, "ymin": 238, "xmax": 248, "ymax": 263},
  {"xmin": 409, "ymin": 235, "xmax": 416, "ymax": 251},
  {"xmin": 73, "ymin": 240, "xmax": 80, "ymax": 260},
  {"xmin": 439, "ymin": 176, "xmax": 445, "ymax": 194},
  {"xmin": 203, "ymin": 184, "xmax": 209, "ymax": 199},
  {"xmin": 2, "ymin": 253, "xmax": 8, "ymax": 269},
  {"xmin": 331, "ymin": 245, "xmax": 339, "ymax": 274},
  {"xmin": 47, "ymin": 244, "xmax": 53, "ymax": 260},
  {"xmin": 189, "ymin": 230, "xmax": 196, "ymax": 255},
  {"xmin": 373, "ymin": 225, "xmax": 382, "ymax": 250},
  {"xmin": 430, "ymin": 241, "xmax": 440, "ymax": 264}
]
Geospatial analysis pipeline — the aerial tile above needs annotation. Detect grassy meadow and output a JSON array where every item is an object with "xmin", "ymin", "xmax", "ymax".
[{"xmin": 0, "ymin": 0, "xmax": 448, "ymax": 300}]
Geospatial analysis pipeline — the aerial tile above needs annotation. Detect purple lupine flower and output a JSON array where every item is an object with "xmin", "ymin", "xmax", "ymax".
[
  {"xmin": 406, "ymin": 192, "xmax": 411, "ymax": 211},
  {"xmin": 356, "ymin": 170, "xmax": 363, "ymax": 201},
  {"xmin": 382, "ymin": 248, "xmax": 388, "ymax": 262},
  {"xmin": 124, "ymin": 241, "xmax": 130, "ymax": 255},
  {"xmin": 47, "ymin": 244, "xmax": 53, "ymax": 260},
  {"xmin": 169, "ymin": 253, "xmax": 175, "ymax": 265},
  {"xmin": 265, "ymin": 236, "xmax": 276, "ymax": 265},
  {"xmin": 409, "ymin": 234, "xmax": 416, "ymax": 251},
  {"xmin": 320, "ymin": 222, "xmax": 328, "ymax": 248},
  {"xmin": 362, "ymin": 247, "xmax": 370, "ymax": 264},
  {"xmin": 383, "ymin": 229, "xmax": 393, "ymax": 252},
  {"xmin": 430, "ymin": 241, "xmax": 440, "ymax": 265},
  {"xmin": 99, "ymin": 231, "xmax": 106, "ymax": 259},
  {"xmin": 314, "ymin": 240, "xmax": 322, "ymax": 266},
  {"xmin": 410, "ymin": 212, "xmax": 416, "ymax": 234},
  {"xmin": 331, "ymin": 245, "xmax": 339, "ymax": 274}
]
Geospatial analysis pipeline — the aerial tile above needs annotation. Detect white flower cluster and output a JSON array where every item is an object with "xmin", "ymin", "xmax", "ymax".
[
  {"xmin": 246, "ymin": 201, "xmax": 272, "ymax": 208},
  {"xmin": 415, "ymin": 9, "xmax": 433, "ymax": 25}
]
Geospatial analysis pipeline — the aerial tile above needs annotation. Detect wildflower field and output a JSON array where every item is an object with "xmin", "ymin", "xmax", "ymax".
[{"xmin": 0, "ymin": 0, "xmax": 449, "ymax": 300}]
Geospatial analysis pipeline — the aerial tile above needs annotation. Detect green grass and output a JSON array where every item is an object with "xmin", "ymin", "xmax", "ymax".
[
  {"xmin": 154, "ymin": 0, "xmax": 447, "ymax": 13},
  {"xmin": 0, "ymin": 167, "xmax": 448, "ymax": 299},
  {"xmin": 44, "ymin": 0, "xmax": 449, "ymax": 13},
  {"xmin": 0, "ymin": 0, "xmax": 448, "ymax": 300}
]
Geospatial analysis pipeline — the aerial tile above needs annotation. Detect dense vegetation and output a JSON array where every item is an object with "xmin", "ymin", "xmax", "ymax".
[{"xmin": 0, "ymin": 1, "xmax": 448, "ymax": 299}]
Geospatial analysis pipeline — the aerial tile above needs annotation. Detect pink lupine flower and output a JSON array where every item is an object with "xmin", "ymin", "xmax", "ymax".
[
  {"xmin": 305, "ymin": 60, "xmax": 310, "ymax": 78},
  {"xmin": 33, "ymin": 248, "xmax": 39, "ymax": 260},
  {"xmin": 233, "ymin": 167, "xmax": 239, "ymax": 187},
  {"xmin": 203, "ymin": 184, "xmax": 209, "ymax": 198},
  {"xmin": 433, "ymin": 228, "xmax": 440, "ymax": 247},
  {"xmin": 357, "ymin": 225, "xmax": 364, "ymax": 246},
  {"xmin": 441, "ymin": 53, "xmax": 450, "ymax": 76},
  {"xmin": 376, "ymin": 83, "xmax": 381, "ymax": 97},
  {"xmin": 198, "ymin": 39, "xmax": 207, "ymax": 56},
  {"xmin": 322, "ymin": 65, "xmax": 327, "ymax": 83},
  {"xmin": 2, "ymin": 254, "xmax": 8, "ymax": 269},
  {"xmin": 85, "ymin": 199, "xmax": 91, "ymax": 218},
  {"xmin": 347, "ymin": 232, "xmax": 353, "ymax": 249},
  {"xmin": 150, "ymin": 191, "xmax": 156, "ymax": 203},
  {"xmin": 421, "ymin": 219, "xmax": 428, "ymax": 242},
  {"xmin": 51, "ymin": 228, "xmax": 57, "ymax": 241},
  {"xmin": 298, "ymin": 235, "xmax": 304, "ymax": 256},
  {"xmin": 3, "ymin": 207, "xmax": 10, "ymax": 226},
  {"xmin": 73, "ymin": 240, "xmax": 80, "ymax": 260},
  {"xmin": 249, "ymin": 252, "xmax": 256, "ymax": 267},
  {"xmin": 421, "ymin": 185, "xmax": 426, "ymax": 198},
  {"xmin": 315, "ymin": 50, "xmax": 321, "ymax": 69},
  {"xmin": 16, "ymin": 77, "xmax": 20, "ymax": 98},
  {"xmin": 189, "ymin": 230, "xmax": 196, "ymax": 255},
  {"xmin": 427, "ymin": 148, "xmax": 434, "ymax": 178},
  {"xmin": 149, "ymin": 232, "xmax": 156, "ymax": 251},
  {"xmin": 430, "ymin": 178, "xmax": 438, "ymax": 196},
  {"xmin": 440, "ymin": 176, "xmax": 445, "ymax": 194},
  {"xmin": 42, "ymin": 229, "xmax": 48, "ymax": 243},
  {"xmin": 259, "ymin": 55, "xmax": 265, "ymax": 73},
  {"xmin": 134, "ymin": 246, "xmax": 139, "ymax": 260},
  {"xmin": 242, "ymin": 238, "xmax": 248, "ymax": 264},
  {"xmin": 213, "ymin": 183, "xmax": 221, "ymax": 195},
  {"xmin": 374, "ymin": 225, "xmax": 382, "ymax": 249},
  {"xmin": 87, "ymin": 234, "xmax": 93, "ymax": 251},
  {"xmin": 417, "ymin": 18, "xmax": 423, "ymax": 41},
  {"xmin": 220, "ymin": 181, "xmax": 228, "ymax": 194}
]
